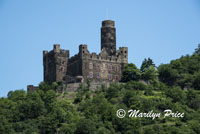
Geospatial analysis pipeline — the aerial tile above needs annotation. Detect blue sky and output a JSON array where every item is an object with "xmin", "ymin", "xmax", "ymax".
[{"xmin": 0, "ymin": 0, "xmax": 200, "ymax": 97}]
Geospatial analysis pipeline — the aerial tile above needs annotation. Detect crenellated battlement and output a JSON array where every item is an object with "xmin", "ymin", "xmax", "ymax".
[
  {"xmin": 43, "ymin": 20, "xmax": 128, "ymax": 84},
  {"xmin": 75, "ymin": 44, "xmax": 128, "ymax": 63}
]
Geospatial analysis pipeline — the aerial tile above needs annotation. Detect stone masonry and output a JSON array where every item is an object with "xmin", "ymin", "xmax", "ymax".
[{"xmin": 43, "ymin": 20, "xmax": 128, "ymax": 85}]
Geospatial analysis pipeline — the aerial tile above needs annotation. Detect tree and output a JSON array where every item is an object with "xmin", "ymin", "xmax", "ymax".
[
  {"xmin": 158, "ymin": 64, "xmax": 179, "ymax": 86},
  {"xmin": 140, "ymin": 58, "xmax": 155, "ymax": 72},
  {"xmin": 193, "ymin": 72, "xmax": 200, "ymax": 90},
  {"xmin": 165, "ymin": 86, "xmax": 186, "ymax": 104},
  {"xmin": 106, "ymin": 83, "xmax": 120, "ymax": 100},
  {"xmin": 7, "ymin": 90, "xmax": 26, "ymax": 101},
  {"xmin": 122, "ymin": 63, "xmax": 141, "ymax": 82},
  {"xmin": 96, "ymin": 127, "xmax": 111, "ymax": 134},
  {"xmin": 142, "ymin": 66, "xmax": 158, "ymax": 83},
  {"xmin": 194, "ymin": 44, "xmax": 200, "ymax": 55},
  {"xmin": 187, "ymin": 90, "xmax": 200, "ymax": 110},
  {"xmin": 75, "ymin": 119, "xmax": 97, "ymax": 134}
]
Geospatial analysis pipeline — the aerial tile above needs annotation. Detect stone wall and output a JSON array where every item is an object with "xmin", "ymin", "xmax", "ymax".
[
  {"xmin": 43, "ymin": 20, "xmax": 128, "ymax": 85},
  {"xmin": 64, "ymin": 81, "xmax": 111, "ymax": 92},
  {"xmin": 43, "ymin": 44, "xmax": 69, "ymax": 84}
]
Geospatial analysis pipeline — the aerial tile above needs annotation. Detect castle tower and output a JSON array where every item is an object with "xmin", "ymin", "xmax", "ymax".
[
  {"xmin": 43, "ymin": 44, "xmax": 69, "ymax": 84},
  {"xmin": 101, "ymin": 20, "xmax": 116, "ymax": 56}
]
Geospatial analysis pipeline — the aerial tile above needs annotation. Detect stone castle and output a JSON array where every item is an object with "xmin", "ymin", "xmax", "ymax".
[{"xmin": 28, "ymin": 20, "xmax": 128, "ymax": 91}]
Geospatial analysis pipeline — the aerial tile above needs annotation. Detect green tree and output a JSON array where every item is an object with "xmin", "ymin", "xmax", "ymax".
[
  {"xmin": 19, "ymin": 92, "xmax": 46, "ymax": 119},
  {"xmin": 7, "ymin": 90, "xmax": 26, "ymax": 101},
  {"xmin": 194, "ymin": 44, "xmax": 200, "ymax": 55},
  {"xmin": 142, "ymin": 65, "xmax": 158, "ymax": 83},
  {"xmin": 96, "ymin": 127, "xmax": 111, "ymax": 134},
  {"xmin": 75, "ymin": 119, "xmax": 97, "ymax": 134},
  {"xmin": 165, "ymin": 86, "xmax": 186, "ymax": 104},
  {"xmin": 106, "ymin": 83, "xmax": 120, "ymax": 100},
  {"xmin": 122, "ymin": 63, "xmax": 141, "ymax": 82},
  {"xmin": 193, "ymin": 72, "xmax": 200, "ymax": 90},
  {"xmin": 187, "ymin": 90, "xmax": 200, "ymax": 110},
  {"xmin": 140, "ymin": 58, "xmax": 155, "ymax": 72},
  {"xmin": 158, "ymin": 64, "xmax": 179, "ymax": 86}
]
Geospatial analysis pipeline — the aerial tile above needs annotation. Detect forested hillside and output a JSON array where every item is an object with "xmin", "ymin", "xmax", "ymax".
[{"xmin": 1, "ymin": 48, "xmax": 200, "ymax": 134}]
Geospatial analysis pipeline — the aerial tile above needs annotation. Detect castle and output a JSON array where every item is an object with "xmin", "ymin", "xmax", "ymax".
[{"xmin": 28, "ymin": 20, "xmax": 128, "ymax": 91}]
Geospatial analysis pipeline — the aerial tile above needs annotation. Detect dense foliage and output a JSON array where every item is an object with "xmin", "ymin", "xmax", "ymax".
[{"xmin": 1, "ymin": 52, "xmax": 200, "ymax": 134}]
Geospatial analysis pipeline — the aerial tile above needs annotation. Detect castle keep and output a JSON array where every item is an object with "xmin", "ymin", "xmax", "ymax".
[{"xmin": 43, "ymin": 20, "xmax": 128, "ymax": 87}]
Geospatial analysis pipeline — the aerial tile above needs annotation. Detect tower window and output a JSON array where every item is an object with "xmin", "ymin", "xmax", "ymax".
[
  {"xmin": 121, "ymin": 51, "xmax": 123, "ymax": 53},
  {"xmin": 115, "ymin": 66, "xmax": 118, "ymax": 72},
  {"xmin": 108, "ymin": 74, "xmax": 112, "ymax": 80},
  {"xmin": 115, "ymin": 75, "xmax": 119, "ymax": 81},
  {"xmin": 89, "ymin": 63, "xmax": 93, "ymax": 69},
  {"xmin": 96, "ymin": 63, "xmax": 100, "ymax": 70},
  {"xmin": 89, "ymin": 72, "xmax": 93, "ymax": 78},
  {"xmin": 83, "ymin": 51, "xmax": 84, "ymax": 53},
  {"xmin": 97, "ymin": 73, "xmax": 100, "ymax": 79},
  {"xmin": 125, "ymin": 51, "xmax": 127, "ymax": 53},
  {"xmin": 108, "ymin": 64, "xmax": 112, "ymax": 70}
]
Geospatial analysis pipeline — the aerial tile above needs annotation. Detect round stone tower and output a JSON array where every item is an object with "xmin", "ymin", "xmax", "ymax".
[{"xmin": 101, "ymin": 20, "xmax": 116, "ymax": 56}]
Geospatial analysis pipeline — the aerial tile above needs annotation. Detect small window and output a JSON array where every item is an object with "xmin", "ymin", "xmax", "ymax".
[
  {"xmin": 125, "ymin": 56, "xmax": 126, "ymax": 58},
  {"xmin": 115, "ymin": 75, "xmax": 119, "ymax": 81},
  {"xmin": 108, "ymin": 64, "xmax": 112, "ymax": 70},
  {"xmin": 121, "ymin": 51, "xmax": 123, "ymax": 53},
  {"xmin": 89, "ymin": 72, "xmax": 93, "ymax": 78},
  {"xmin": 89, "ymin": 63, "xmax": 93, "ymax": 69},
  {"xmin": 83, "ymin": 47, "xmax": 84, "ymax": 49},
  {"xmin": 111, "ymin": 46, "xmax": 113, "ymax": 49},
  {"xmin": 97, "ymin": 73, "xmax": 100, "ymax": 79},
  {"xmin": 83, "ymin": 51, "xmax": 84, "ymax": 53},
  {"xmin": 115, "ymin": 66, "xmax": 118, "ymax": 72},
  {"xmin": 96, "ymin": 64, "xmax": 100, "ymax": 70},
  {"xmin": 112, "ymin": 65, "xmax": 115, "ymax": 70},
  {"xmin": 125, "ymin": 51, "xmax": 127, "ymax": 53},
  {"xmin": 108, "ymin": 74, "xmax": 112, "ymax": 80}
]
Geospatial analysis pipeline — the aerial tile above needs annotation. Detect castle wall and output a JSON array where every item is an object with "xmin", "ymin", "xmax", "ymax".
[
  {"xmin": 43, "ymin": 44, "xmax": 69, "ymax": 84},
  {"xmin": 66, "ymin": 54, "xmax": 82, "ymax": 82},
  {"xmin": 82, "ymin": 58, "xmax": 123, "ymax": 82},
  {"xmin": 80, "ymin": 45, "xmax": 128, "ymax": 83},
  {"xmin": 43, "ymin": 20, "xmax": 128, "ymax": 85}
]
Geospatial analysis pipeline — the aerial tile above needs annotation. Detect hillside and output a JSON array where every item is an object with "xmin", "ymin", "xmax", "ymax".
[{"xmin": 0, "ymin": 53, "xmax": 200, "ymax": 134}]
